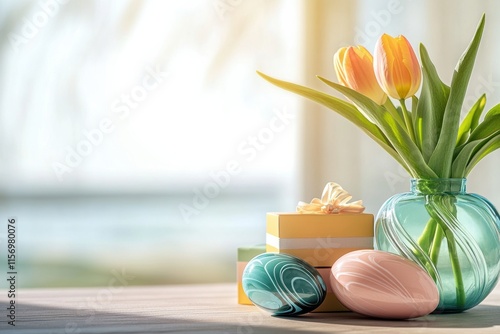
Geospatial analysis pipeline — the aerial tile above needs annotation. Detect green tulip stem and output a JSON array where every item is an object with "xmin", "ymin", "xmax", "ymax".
[
  {"xmin": 444, "ymin": 226, "xmax": 466, "ymax": 307},
  {"xmin": 400, "ymin": 99, "xmax": 416, "ymax": 142},
  {"xmin": 417, "ymin": 217, "xmax": 437, "ymax": 253},
  {"xmin": 429, "ymin": 223, "xmax": 444, "ymax": 265},
  {"xmin": 414, "ymin": 220, "xmax": 437, "ymax": 280}
]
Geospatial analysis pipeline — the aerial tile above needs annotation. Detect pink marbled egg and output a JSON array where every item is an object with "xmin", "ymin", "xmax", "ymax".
[{"xmin": 330, "ymin": 250, "xmax": 439, "ymax": 319}]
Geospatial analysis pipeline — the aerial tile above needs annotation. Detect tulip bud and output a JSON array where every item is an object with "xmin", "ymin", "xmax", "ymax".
[
  {"xmin": 373, "ymin": 34, "xmax": 421, "ymax": 99},
  {"xmin": 333, "ymin": 46, "xmax": 387, "ymax": 105}
]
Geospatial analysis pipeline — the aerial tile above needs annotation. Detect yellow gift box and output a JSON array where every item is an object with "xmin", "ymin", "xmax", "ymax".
[
  {"xmin": 237, "ymin": 245, "xmax": 266, "ymax": 305},
  {"xmin": 266, "ymin": 212, "xmax": 374, "ymax": 267},
  {"xmin": 314, "ymin": 268, "xmax": 348, "ymax": 312}
]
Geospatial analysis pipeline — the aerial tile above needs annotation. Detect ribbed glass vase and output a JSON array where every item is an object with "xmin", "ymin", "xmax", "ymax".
[{"xmin": 375, "ymin": 178, "xmax": 500, "ymax": 313}]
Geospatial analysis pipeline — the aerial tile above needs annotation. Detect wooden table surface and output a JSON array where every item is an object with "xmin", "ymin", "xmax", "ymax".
[{"xmin": 1, "ymin": 283, "xmax": 500, "ymax": 333}]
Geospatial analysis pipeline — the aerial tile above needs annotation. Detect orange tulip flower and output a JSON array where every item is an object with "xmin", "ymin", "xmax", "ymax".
[
  {"xmin": 334, "ymin": 46, "xmax": 387, "ymax": 105},
  {"xmin": 373, "ymin": 34, "xmax": 421, "ymax": 100}
]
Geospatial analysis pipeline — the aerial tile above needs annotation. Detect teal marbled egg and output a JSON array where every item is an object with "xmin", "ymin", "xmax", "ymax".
[{"xmin": 242, "ymin": 253, "xmax": 326, "ymax": 316}]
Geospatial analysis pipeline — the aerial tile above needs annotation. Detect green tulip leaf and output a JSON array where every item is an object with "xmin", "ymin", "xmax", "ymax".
[
  {"xmin": 382, "ymin": 98, "xmax": 406, "ymax": 129},
  {"xmin": 428, "ymin": 14, "xmax": 485, "ymax": 177},
  {"xmin": 465, "ymin": 132, "xmax": 500, "ymax": 175},
  {"xmin": 411, "ymin": 96, "xmax": 422, "ymax": 149},
  {"xmin": 452, "ymin": 131, "xmax": 496, "ymax": 177},
  {"xmin": 468, "ymin": 114, "xmax": 500, "ymax": 142},
  {"xmin": 256, "ymin": 71, "xmax": 410, "ymax": 172},
  {"xmin": 456, "ymin": 94, "xmax": 486, "ymax": 146},
  {"xmin": 484, "ymin": 102, "xmax": 500, "ymax": 120},
  {"xmin": 416, "ymin": 44, "xmax": 451, "ymax": 162}
]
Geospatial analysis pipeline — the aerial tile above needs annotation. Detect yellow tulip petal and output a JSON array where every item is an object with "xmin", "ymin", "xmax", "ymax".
[
  {"xmin": 374, "ymin": 34, "xmax": 421, "ymax": 99},
  {"xmin": 333, "ymin": 47, "xmax": 349, "ymax": 87},
  {"xmin": 334, "ymin": 45, "xmax": 387, "ymax": 105}
]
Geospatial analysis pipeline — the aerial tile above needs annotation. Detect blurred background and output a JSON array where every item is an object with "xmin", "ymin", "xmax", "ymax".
[{"xmin": 0, "ymin": 0, "xmax": 499, "ymax": 288}]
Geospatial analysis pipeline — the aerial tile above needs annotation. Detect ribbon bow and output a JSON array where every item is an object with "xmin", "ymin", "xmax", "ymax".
[{"xmin": 296, "ymin": 182, "xmax": 365, "ymax": 214}]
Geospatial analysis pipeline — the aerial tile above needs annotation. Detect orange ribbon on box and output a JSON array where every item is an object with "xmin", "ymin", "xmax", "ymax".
[{"xmin": 297, "ymin": 182, "xmax": 365, "ymax": 214}]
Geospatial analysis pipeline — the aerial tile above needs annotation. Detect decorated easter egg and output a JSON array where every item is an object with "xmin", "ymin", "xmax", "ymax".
[
  {"xmin": 242, "ymin": 253, "xmax": 326, "ymax": 316},
  {"xmin": 330, "ymin": 250, "xmax": 439, "ymax": 319}
]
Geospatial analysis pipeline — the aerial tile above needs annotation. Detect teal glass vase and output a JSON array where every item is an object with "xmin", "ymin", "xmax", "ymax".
[{"xmin": 375, "ymin": 179, "xmax": 500, "ymax": 313}]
